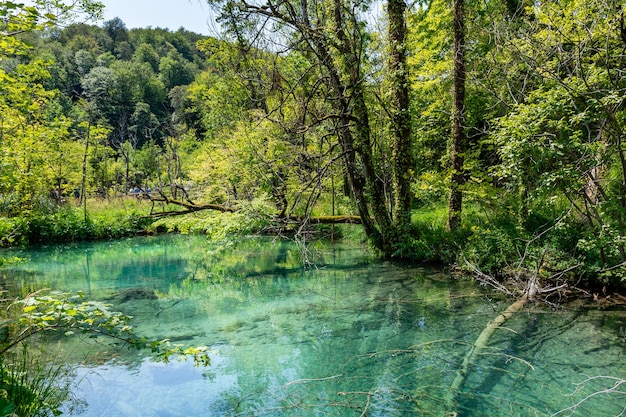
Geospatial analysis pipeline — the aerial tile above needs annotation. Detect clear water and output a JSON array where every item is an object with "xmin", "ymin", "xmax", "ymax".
[{"xmin": 2, "ymin": 235, "xmax": 625, "ymax": 416}]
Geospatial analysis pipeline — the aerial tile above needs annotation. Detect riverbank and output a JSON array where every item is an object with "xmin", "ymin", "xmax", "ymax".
[{"xmin": 1, "ymin": 197, "xmax": 625, "ymax": 299}]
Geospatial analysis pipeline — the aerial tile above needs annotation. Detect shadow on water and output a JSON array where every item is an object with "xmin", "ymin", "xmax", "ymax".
[{"xmin": 2, "ymin": 235, "xmax": 625, "ymax": 417}]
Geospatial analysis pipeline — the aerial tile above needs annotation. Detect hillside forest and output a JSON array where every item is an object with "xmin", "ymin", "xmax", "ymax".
[{"xmin": 2, "ymin": 0, "xmax": 626, "ymax": 295}]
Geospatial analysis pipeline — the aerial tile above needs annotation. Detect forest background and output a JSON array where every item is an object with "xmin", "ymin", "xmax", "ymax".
[{"xmin": 1, "ymin": 0, "xmax": 626, "ymax": 295}]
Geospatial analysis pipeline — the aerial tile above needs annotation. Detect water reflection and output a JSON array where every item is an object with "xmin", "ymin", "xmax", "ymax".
[{"xmin": 2, "ymin": 235, "xmax": 625, "ymax": 416}]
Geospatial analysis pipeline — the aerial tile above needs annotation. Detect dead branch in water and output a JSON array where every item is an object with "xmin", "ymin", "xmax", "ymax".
[
  {"xmin": 550, "ymin": 376, "xmax": 626, "ymax": 417},
  {"xmin": 445, "ymin": 292, "xmax": 531, "ymax": 414},
  {"xmin": 446, "ymin": 256, "xmax": 583, "ymax": 416}
]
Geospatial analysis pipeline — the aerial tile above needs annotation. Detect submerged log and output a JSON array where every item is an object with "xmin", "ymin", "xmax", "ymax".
[{"xmin": 445, "ymin": 292, "xmax": 530, "ymax": 415}]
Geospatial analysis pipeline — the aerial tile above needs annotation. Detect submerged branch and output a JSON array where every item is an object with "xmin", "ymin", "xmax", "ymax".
[
  {"xmin": 551, "ymin": 376, "xmax": 626, "ymax": 417},
  {"xmin": 445, "ymin": 292, "xmax": 530, "ymax": 413},
  {"xmin": 446, "ymin": 254, "xmax": 583, "ymax": 416}
]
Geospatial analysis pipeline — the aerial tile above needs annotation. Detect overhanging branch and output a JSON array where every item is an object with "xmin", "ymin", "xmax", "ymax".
[{"xmin": 146, "ymin": 195, "xmax": 362, "ymax": 225}]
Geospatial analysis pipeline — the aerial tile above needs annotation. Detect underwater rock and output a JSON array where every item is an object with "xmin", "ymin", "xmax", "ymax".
[{"xmin": 110, "ymin": 288, "xmax": 158, "ymax": 303}]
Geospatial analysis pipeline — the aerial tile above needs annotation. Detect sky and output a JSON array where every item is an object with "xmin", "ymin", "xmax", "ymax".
[{"xmin": 100, "ymin": 0, "xmax": 220, "ymax": 35}]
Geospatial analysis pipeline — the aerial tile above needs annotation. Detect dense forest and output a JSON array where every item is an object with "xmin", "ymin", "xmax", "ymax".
[
  {"xmin": 2, "ymin": 0, "xmax": 626, "ymax": 295},
  {"xmin": 1, "ymin": 1, "xmax": 626, "ymax": 416}
]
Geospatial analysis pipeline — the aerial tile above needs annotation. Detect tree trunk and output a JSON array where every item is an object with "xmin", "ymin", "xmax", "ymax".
[
  {"xmin": 388, "ymin": 0, "xmax": 413, "ymax": 235},
  {"xmin": 312, "ymin": 35, "xmax": 381, "ymax": 243},
  {"xmin": 81, "ymin": 122, "xmax": 90, "ymax": 222},
  {"xmin": 328, "ymin": 0, "xmax": 393, "ymax": 250},
  {"xmin": 447, "ymin": 0, "xmax": 467, "ymax": 232},
  {"xmin": 230, "ymin": 0, "xmax": 414, "ymax": 257}
]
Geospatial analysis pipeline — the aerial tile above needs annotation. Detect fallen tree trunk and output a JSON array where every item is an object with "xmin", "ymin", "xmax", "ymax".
[
  {"xmin": 288, "ymin": 215, "xmax": 362, "ymax": 224},
  {"xmin": 147, "ymin": 196, "xmax": 362, "ymax": 224},
  {"xmin": 445, "ymin": 291, "xmax": 531, "ymax": 415},
  {"xmin": 148, "ymin": 196, "xmax": 237, "ymax": 215}
]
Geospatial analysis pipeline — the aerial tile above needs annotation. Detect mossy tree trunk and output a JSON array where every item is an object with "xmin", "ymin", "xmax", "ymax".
[
  {"xmin": 447, "ymin": 0, "xmax": 467, "ymax": 232},
  {"xmin": 388, "ymin": 0, "xmax": 413, "ymax": 238},
  {"xmin": 215, "ymin": 0, "xmax": 416, "ymax": 258}
]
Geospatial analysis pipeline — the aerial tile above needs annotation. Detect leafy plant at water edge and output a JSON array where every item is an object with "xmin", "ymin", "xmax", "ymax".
[
  {"xmin": 0, "ymin": 204, "xmax": 154, "ymax": 247},
  {"xmin": 0, "ymin": 257, "xmax": 22, "ymax": 269},
  {"xmin": 0, "ymin": 290, "xmax": 210, "ymax": 416},
  {"xmin": 0, "ymin": 347, "xmax": 72, "ymax": 417},
  {"xmin": 3, "ymin": 291, "xmax": 210, "ymax": 365}
]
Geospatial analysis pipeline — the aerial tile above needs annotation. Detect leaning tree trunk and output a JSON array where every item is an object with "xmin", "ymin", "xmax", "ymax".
[
  {"xmin": 233, "ymin": 0, "xmax": 412, "ymax": 256},
  {"xmin": 447, "ymin": 0, "xmax": 467, "ymax": 232},
  {"xmin": 325, "ymin": 0, "xmax": 396, "ymax": 252},
  {"xmin": 447, "ymin": 294, "xmax": 528, "ymax": 400}
]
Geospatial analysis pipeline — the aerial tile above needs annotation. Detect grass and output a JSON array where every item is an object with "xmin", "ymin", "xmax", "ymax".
[
  {"xmin": 0, "ymin": 196, "xmax": 157, "ymax": 247},
  {"xmin": 0, "ymin": 347, "xmax": 72, "ymax": 417}
]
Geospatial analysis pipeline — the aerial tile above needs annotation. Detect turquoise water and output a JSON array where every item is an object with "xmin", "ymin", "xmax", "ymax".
[{"xmin": 2, "ymin": 235, "xmax": 625, "ymax": 416}]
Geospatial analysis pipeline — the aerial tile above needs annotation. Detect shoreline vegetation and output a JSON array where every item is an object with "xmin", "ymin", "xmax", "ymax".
[
  {"xmin": 1, "ymin": 194, "xmax": 624, "ymax": 306},
  {"xmin": 1, "ymin": 0, "xmax": 625, "ymax": 300}
]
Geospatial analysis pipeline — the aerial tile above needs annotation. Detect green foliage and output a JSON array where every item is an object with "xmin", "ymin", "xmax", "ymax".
[
  {"xmin": 491, "ymin": 85, "xmax": 601, "ymax": 195},
  {"xmin": 462, "ymin": 221, "xmax": 521, "ymax": 276},
  {"xmin": 0, "ymin": 289, "xmax": 211, "ymax": 415},
  {"xmin": 412, "ymin": 171, "xmax": 449, "ymax": 207},
  {"xmin": 0, "ymin": 217, "xmax": 28, "ymax": 247},
  {"xmin": 4, "ymin": 290, "xmax": 210, "ymax": 363},
  {"xmin": 483, "ymin": 0, "xmax": 626, "ymax": 281},
  {"xmin": 20, "ymin": 209, "xmax": 138, "ymax": 244},
  {"xmin": 158, "ymin": 50, "xmax": 196, "ymax": 89},
  {"xmin": 0, "ymin": 200, "xmax": 155, "ymax": 247},
  {"xmin": 0, "ymin": 348, "xmax": 71, "ymax": 417},
  {"xmin": 0, "ymin": 255, "xmax": 22, "ymax": 269}
]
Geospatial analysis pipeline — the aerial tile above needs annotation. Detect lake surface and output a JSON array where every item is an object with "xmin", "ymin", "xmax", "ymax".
[{"xmin": 2, "ymin": 235, "xmax": 625, "ymax": 416}]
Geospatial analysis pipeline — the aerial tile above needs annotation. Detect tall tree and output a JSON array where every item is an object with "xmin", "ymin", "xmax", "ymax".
[
  {"xmin": 447, "ymin": 0, "xmax": 466, "ymax": 231},
  {"xmin": 103, "ymin": 17, "xmax": 129, "ymax": 55},
  {"xmin": 0, "ymin": 0, "xmax": 104, "ymax": 209},
  {"xmin": 388, "ymin": 0, "xmax": 413, "ymax": 235},
  {"xmin": 208, "ymin": 0, "xmax": 414, "ymax": 256}
]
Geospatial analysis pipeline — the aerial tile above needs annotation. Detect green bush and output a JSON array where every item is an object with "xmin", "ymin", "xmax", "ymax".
[
  {"xmin": 461, "ymin": 223, "xmax": 520, "ymax": 276},
  {"xmin": 0, "ymin": 203, "xmax": 154, "ymax": 247},
  {"xmin": 0, "ymin": 218, "xmax": 28, "ymax": 247},
  {"xmin": 388, "ymin": 204, "xmax": 466, "ymax": 263}
]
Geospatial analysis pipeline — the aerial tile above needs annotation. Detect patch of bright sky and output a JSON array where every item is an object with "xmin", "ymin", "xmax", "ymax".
[{"xmin": 100, "ymin": 0, "xmax": 220, "ymax": 35}]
